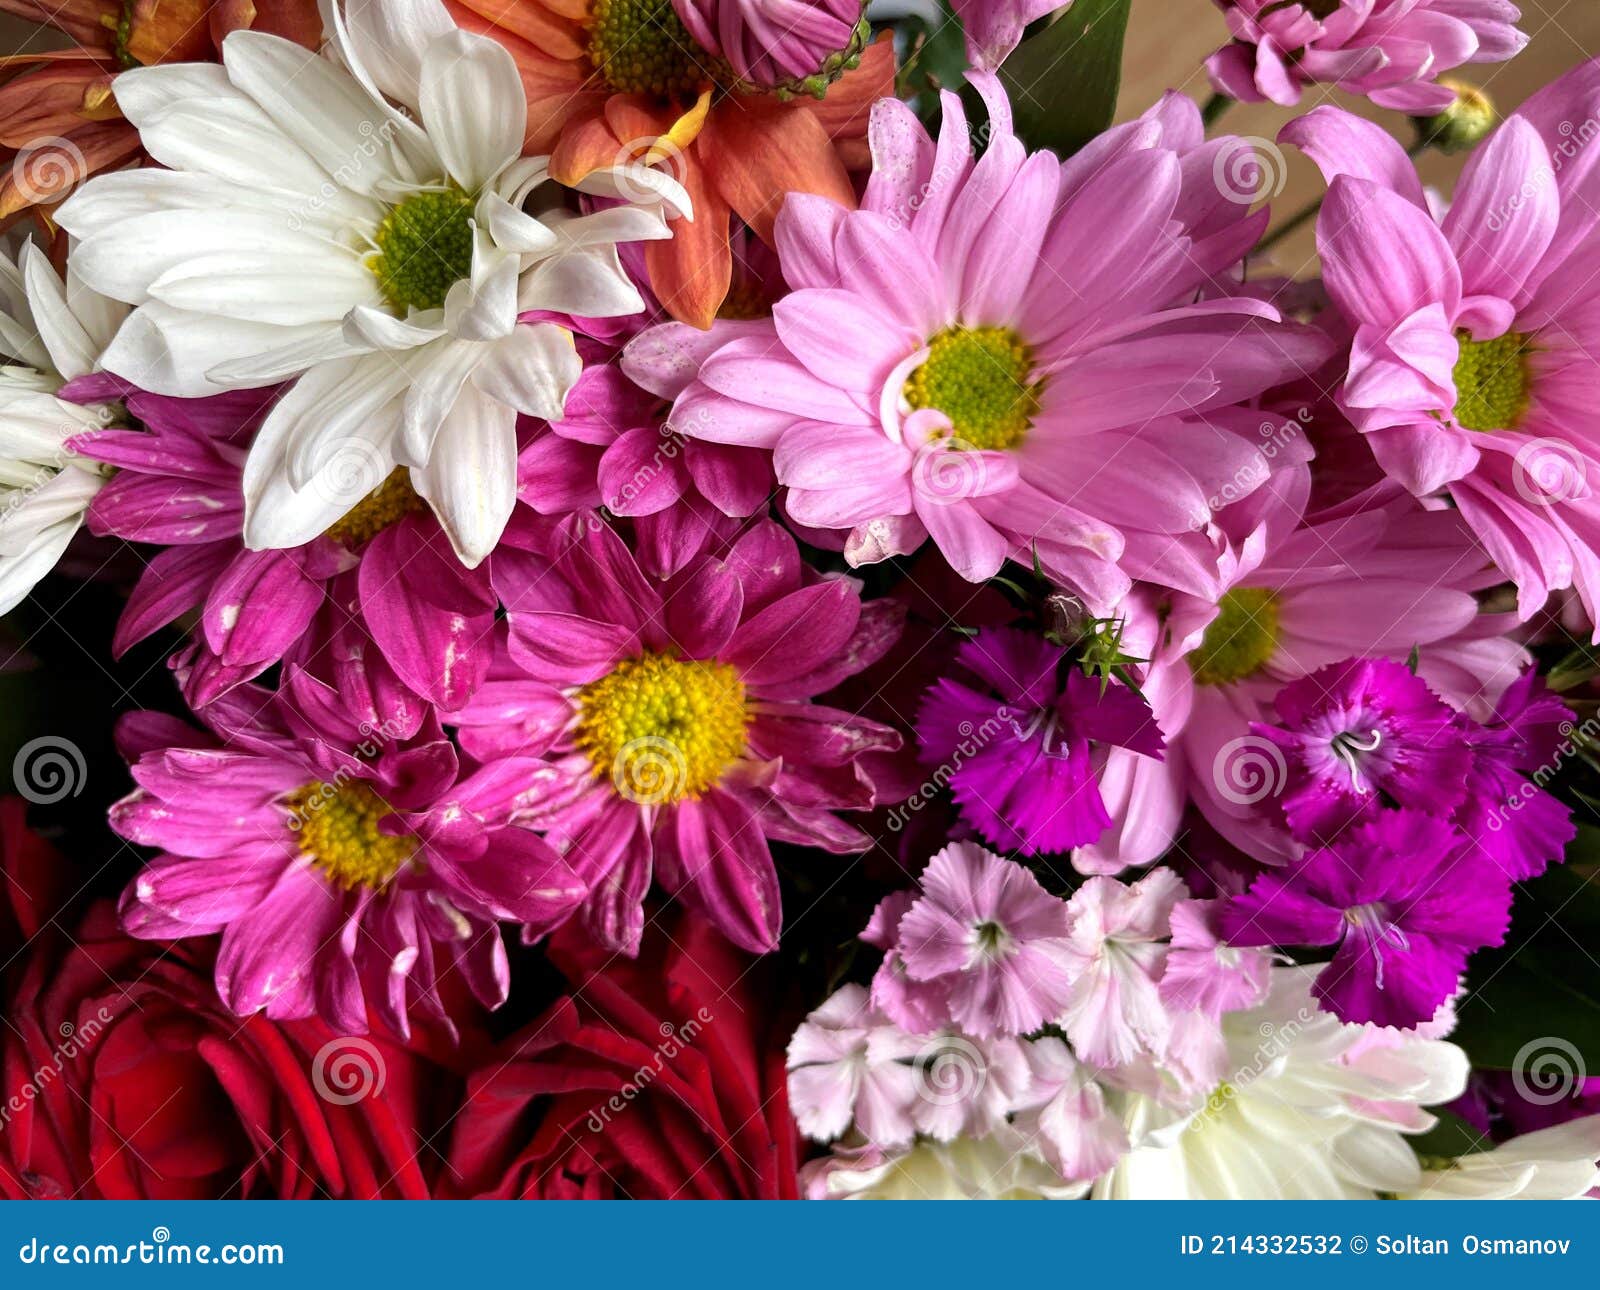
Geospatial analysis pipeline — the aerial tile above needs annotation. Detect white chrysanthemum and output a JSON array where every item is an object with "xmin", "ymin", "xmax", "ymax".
[
  {"xmin": 0, "ymin": 242, "xmax": 125, "ymax": 614},
  {"xmin": 1402, "ymin": 1118, "xmax": 1600, "ymax": 1199},
  {"xmin": 56, "ymin": 0, "xmax": 689, "ymax": 564},
  {"xmin": 1091, "ymin": 967, "xmax": 1470, "ymax": 1199},
  {"xmin": 803, "ymin": 1130, "xmax": 1087, "ymax": 1200}
]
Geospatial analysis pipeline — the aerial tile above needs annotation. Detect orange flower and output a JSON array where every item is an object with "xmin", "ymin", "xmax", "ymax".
[
  {"xmin": 448, "ymin": 0, "xmax": 893, "ymax": 328},
  {"xmin": 0, "ymin": 0, "xmax": 321, "ymax": 222}
]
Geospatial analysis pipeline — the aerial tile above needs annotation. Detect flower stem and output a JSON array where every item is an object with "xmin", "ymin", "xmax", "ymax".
[{"xmin": 1201, "ymin": 92, "xmax": 1233, "ymax": 128}]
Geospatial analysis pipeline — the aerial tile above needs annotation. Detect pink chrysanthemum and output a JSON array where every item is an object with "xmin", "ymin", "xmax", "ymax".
[
  {"xmin": 1288, "ymin": 68, "xmax": 1600, "ymax": 637},
  {"xmin": 70, "ymin": 376, "xmax": 496, "ymax": 710},
  {"xmin": 1208, "ymin": 0, "xmax": 1527, "ymax": 113},
  {"xmin": 672, "ymin": 0, "xmax": 868, "ymax": 89},
  {"xmin": 448, "ymin": 513, "xmax": 904, "ymax": 954},
  {"xmin": 111, "ymin": 672, "xmax": 584, "ymax": 1038},
  {"xmin": 626, "ymin": 78, "xmax": 1328, "ymax": 612}
]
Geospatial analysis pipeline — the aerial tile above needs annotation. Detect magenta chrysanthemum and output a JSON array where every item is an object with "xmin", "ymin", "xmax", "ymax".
[{"xmin": 447, "ymin": 513, "xmax": 904, "ymax": 954}]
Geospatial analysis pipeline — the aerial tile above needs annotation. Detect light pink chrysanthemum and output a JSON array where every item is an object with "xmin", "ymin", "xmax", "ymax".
[{"xmin": 626, "ymin": 77, "xmax": 1329, "ymax": 613}]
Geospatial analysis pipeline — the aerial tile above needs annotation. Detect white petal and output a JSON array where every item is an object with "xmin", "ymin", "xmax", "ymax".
[
  {"xmin": 341, "ymin": 304, "xmax": 446, "ymax": 350},
  {"xmin": 574, "ymin": 164, "xmax": 693, "ymax": 221},
  {"xmin": 516, "ymin": 246, "xmax": 645, "ymax": 318},
  {"xmin": 244, "ymin": 393, "xmax": 403, "ymax": 550},
  {"xmin": 470, "ymin": 323, "xmax": 580, "ymax": 420},
  {"xmin": 101, "ymin": 301, "xmax": 336, "ymax": 397},
  {"xmin": 58, "ymin": 169, "xmax": 341, "ymax": 242},
  {"xmin": 418, "ymin": 29, "xmax": 524, "ymax": 191},
  {"xmin": 544, "ymin": 203, "xmax": 673, "ymax": 252},
  {"xmin": 110, "ymin": 63, "xmax": 236, "ymax": 126},
  {"xmin": 274, "ymin": 354, "xmax": 412, "ymax": 489},
  {"xmin": 222, "ymin": 30, "xmax": 412, "ymax": 197},
  {"xmin": 329, "ymin": 0, "xmax": 454, "ymax": 113},
  {"xmin": 0, "ymin": 465, "xmax": 100, "ymax": 553},
  {"xmin": 409, "ymin": 382, "xmax": 517, "ymax": 565},
  {"xmin": 0, "ymin": 518, "xmax": 78, "ymax": 615},
  {"xmin": 19, "ymin": 244, "xmax": 96, "ymax": 379},
  {"xmin": 479, "ymin": 191, "xmax": 557, "ymax": 255},
  {"xmin": 398, "ymin": 338, "xmax": 483, "ymax": 467},
  {"xmin": 149, "ymin": 250, "xmax": 381, "ymax": 325},
  {"xmin": 443, "ymin": 242, "xmax": 518, "ymax": 342}
]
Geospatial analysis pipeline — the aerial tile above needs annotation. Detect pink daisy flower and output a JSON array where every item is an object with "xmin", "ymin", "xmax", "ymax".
[
  {"xmin": 1286, "ymin": 70, "xmax": 1600, "ymax": 637},
  {"xmin": 1208, "ymin": 0, "xmax": 1527, "ymax": 113},
  {"xmin": 626, "ymin": 78, "xmax": 1328, "ymax": 612},
  {"xmin": 70, "ymin": 376, "xmax": 496, "ymax": 710},
  {"xmin": 893, "ymin": 841, "xmax": 1075, "ymax": 1039},
  {"xmin": 673, "ymin": 0, "xmax": 870, "ymax": 90},
  {"xmin": 449, "ymin": 513, "xmax": 904, "ymax": 955},
  {"xmin": 953, "ymin": 0, "xmax": 1064, "ymax": 72},
  {"xmin": 111, "ymin": 673, "xmax": 584, "ymax": 1038}
]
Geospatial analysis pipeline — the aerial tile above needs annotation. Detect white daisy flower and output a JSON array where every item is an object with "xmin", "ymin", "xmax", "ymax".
[
  {"xmin": 0, "ymin": 242, "xmax": 125, "ymax": 615},
  {"xmin": 56, "ymin": 0, "xmax": 690, "ymax": 564}
]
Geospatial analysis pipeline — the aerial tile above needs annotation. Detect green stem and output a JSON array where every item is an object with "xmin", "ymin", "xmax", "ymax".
[{"xmin": 1201, "ymin": 92, "xmax": 1233, "ymax": 129}]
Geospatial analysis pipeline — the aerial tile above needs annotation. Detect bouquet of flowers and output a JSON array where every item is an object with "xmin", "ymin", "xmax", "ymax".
[{"xmin": 2, "ymin": 0, "xmax": 1600, "ymax": 1201}]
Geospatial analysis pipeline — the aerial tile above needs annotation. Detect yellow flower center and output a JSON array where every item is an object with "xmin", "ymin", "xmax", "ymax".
[
  {"xmin": 904, "ymin": 325, "xmax": 1042, "ymax": 452},
  {"xmin": 1452, "ymin": 330, "xmax": 1532, "ymax": 432},
  {"xmin": 1189, "ymin": 587, "xmax": 1280, "ymax": 686},
  {"xmin": 575, "ymin": 652, "xmax": 749, "ymax": 804},
  {"xmin": 324, "ymin": 469, "xmax": 426, "ymax": 548},
  {"xmin": 285, "ymin": 780, "xmax": 416, "ymax": 891},
  {"xmin": 366, "ymin": 186, "xmax": 476, "ymax": 313},
  {"xmin": 587, "ymin": 0, "xmax": 709, "ymax": 98}
]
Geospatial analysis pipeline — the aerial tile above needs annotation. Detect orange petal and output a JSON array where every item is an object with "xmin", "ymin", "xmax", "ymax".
[
  {"xmin": 603, "ymin": 90, "xmax": 708, "ymax": 162},
  {"xmin": 126, "ymin": 0, "xmax": 216, "ymax": 64},
  {"xmin": 221, "ymin": 0, "xmax": 325, "ymax": 48},
  {"xmin": 548, "ymin": 110, "xmax": 624, "ymax": 185},
  {"xmin": 647, "ymin": 159, "xmax": 731, "ymax": 331},
  {"xmin": 448, "ymin": 0, "xmax": 586, "ymax": 62},
  {"xmin": 0, "ymin": 121, "xmax": 140, "ymax": 219},
  {"xmin": 701, "ymin": 101, "xmax": 853, "ymax": 244}
]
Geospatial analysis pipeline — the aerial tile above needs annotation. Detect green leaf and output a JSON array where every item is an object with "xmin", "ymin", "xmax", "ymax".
[
  {"xmin": 996, "ymin": 0, "xmax": 1132, "ymax": 157},
  {"xmin": 1407, "ymin": 1110, "xmax": 1493, "ymax": 1161},
  {"xmin": 1453, "ymin": 863, "xmax": 1600, "ymax": 1070}
]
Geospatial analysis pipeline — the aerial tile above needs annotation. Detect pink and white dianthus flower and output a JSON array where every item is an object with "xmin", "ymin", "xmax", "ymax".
[
  {"xmin": 111, "ymin": 670, "xmax": 584, "ymax": 1038},
  {"xmin": 448, "ymin": 513, "xmax": 904, "ymax": 955},
  {"xmin": 1288, "ymin": 66, "xmax": 1600, "ymax": 637},
  {"xmin": 71, "ymin": 376, "xmax": 496, "ymax": 710},
  {"xmin": 1208, "ymin": 0, "xmax": 1527, "ymax": 113},
  {"xmin": 627, "ymin": 78, "xmax": 1329, "ymax": 612}
]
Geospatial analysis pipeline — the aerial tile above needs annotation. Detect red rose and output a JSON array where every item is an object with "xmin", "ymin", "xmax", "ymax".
[
  {"xmin": 1, "ymin": 901, "xmax": 473, "ymax": 1199},
  {"xmin": 446, "ymin": 914, "xmax": 800, "ymax": 1198}
]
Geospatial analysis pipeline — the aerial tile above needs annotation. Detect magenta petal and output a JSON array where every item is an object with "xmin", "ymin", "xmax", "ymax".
[
  {"xmin": 659, "ymin": 791, "xmax": 781, "ymax": 953},
  {"xmin": 201, "ymin": 548, "xmax": 322, "ymax": 666}
]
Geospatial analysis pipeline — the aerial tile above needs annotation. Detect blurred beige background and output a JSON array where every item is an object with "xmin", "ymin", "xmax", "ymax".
[
  {"xmin": 1, "ymin": 0, "xmax": 1596, "ymax": 274},
  {"xmin": 1120, "ymin": 0, "xmax": 1600, "ymax": 271}
]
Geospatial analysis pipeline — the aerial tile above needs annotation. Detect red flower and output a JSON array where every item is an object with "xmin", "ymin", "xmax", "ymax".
[
  {"xmin": 446, "ymin": 913, "xmax": 799, "ymax": 1198},
  {"xmin": 0, "ymin": 897, "xmax": 475, "ymax": 1199}
]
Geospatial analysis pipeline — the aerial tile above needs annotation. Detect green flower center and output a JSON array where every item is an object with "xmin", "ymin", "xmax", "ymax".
[
  {"xmin": 324, "ymin": 469, "xmax": 426, "ymax": 549},
  {"xmin": 587, "ymin": 0, "xmax": 709, "ymax": 98},
  {"xmin": 903, "ymin": 325, "xmax": 1042, "ymax": 452},
  {"xmin": 1190, "ymin": 587, "xmax": 1280, "ymax": 686},
  {"xmin": 1452, "ymin": 330, "xmax": 1532, "ymax": 431},
  {"xmin": 576, "ymin": 652, "xmax": 749, "ymax": 803},
  {"xmin": 286, "ymin": 780, "xmax": 416, "ymax": 891},
  {"xmin": 367, "ymin": 187, "xmax": 476, "ymax": 313}
]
